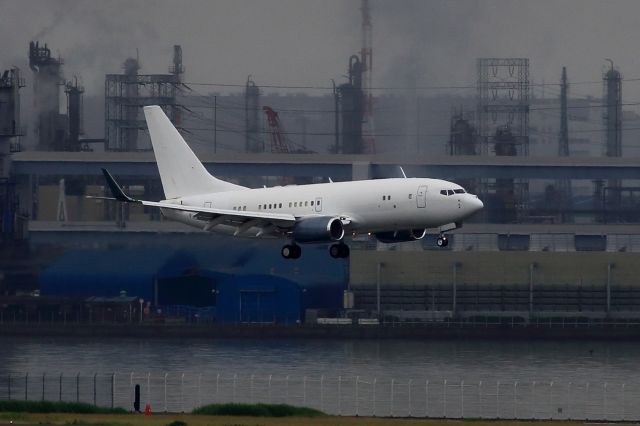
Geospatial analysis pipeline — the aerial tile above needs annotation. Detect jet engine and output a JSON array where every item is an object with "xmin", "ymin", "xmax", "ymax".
[
  {"xmin": 374, "ymin": 229, "xmax": 427, "ymax": 243},
  {"xmin": 292, "ymin": 216, "xmax": 344, "ymax": 243}
]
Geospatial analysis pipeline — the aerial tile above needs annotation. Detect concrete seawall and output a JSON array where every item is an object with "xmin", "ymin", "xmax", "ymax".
[{"xmin": 2, "ymin": 323, "xmax": 640, "ymax": 340}]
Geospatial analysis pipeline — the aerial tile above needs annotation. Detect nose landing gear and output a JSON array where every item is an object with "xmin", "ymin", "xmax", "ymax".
[
  {"xmin": 329, "ymin": 243, "xmax": 350, "ymax": 259},
  {"xmin": 436, "ymin": 234, "xmax": 449, "ymax": 247},
  {"xmin": 281, "ymin": 244, "xmax": 301, "ymax": 259}
]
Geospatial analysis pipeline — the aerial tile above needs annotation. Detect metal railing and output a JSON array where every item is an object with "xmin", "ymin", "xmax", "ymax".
[{"xmin": 0, "ymin": 372, "xmax": 638, "ymax": 420}]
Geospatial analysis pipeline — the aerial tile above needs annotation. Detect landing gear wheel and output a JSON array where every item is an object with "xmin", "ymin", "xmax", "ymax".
[
  {"xmin": 329, "ymin": 243, "xmax": 350, "ymax": 259},
  {"xmin": 282, "ymin": 244, "xmax": 302, "ymax": 259},
  {"xmin": 436, "ymin": 235, "xmax": 449, "ymax": 248},
  {"xmin": 291, "ymin": 244, "xmax": 302, "ymax": 259}
]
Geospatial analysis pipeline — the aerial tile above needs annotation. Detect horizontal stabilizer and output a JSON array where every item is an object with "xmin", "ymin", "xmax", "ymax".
[{"xmin": 101, "ymin": 168, "xmax": 137, "ymax": 203}]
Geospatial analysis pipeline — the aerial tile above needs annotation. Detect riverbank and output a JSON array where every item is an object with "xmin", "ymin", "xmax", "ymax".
[
  {"xmin": 0, "ymin": 412, "xmax": 606, "ymax": 426},
  {"xmin": 1, "ymin": 322, "xmax": 640, "ymax": 340}
]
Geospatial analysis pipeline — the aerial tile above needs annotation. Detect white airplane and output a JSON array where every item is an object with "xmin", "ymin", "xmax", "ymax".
[{"xmin": 99, "ymin": 106, "xmax": 483, "ymax": 259}]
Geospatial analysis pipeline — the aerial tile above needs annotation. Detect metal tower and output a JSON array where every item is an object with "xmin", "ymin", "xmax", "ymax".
[
  {"xmin": 477, "ymin": 58, "xmax": 530, "ymax": 156},
  {"xmin": 65, "ymin": 77, "xmax": 84, "ymax": 151},
  {"xmin": 0, "ymin": 68, "xmax": 24, "ymax": 175},
  {"xmin": 29, "ymin": 41, "xmax": 65, "ymax": 151},
  {"xmin": 360, "ymin": 0, "xmax": 375, "ymax": 154},
  {"xmin": 559, "ymin": 67, "xmax": 569, "ymax": 157},
  {"xmin": 0, "ymin": 67, "xmax": 25, "ymax": 241},
  {"xmin": 337, "ymin": 56, "xmax": 364, "ymax": 154},
  {"xmin": 477, "ymin": 58, "xmax": 530, "ymax": 223},
  {"xmin": 556, "ymin": 66, "xmax": 572, "ymax": 220},
  {"xmin": 169, "ymin": 45, "xmax": 185, "ymax": 127},
  {"xmin": 603, "ymin": 60, "xmax": 622, "ymax": 158},
  {"xmin": 603, "ymin": 59, "xmax": 622, "ymax": 216},
  {"xmin": 244, "ymin": 76, "xmax": 261, "ymax": 153}
]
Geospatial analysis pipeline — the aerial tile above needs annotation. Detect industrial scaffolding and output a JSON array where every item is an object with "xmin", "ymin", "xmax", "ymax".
[{"xmin": 104, "ymin": 46, "xmax": 183, "ymax": 151}]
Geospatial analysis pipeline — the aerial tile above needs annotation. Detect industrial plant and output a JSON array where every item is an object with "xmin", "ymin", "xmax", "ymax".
[{"xmin": 2, "ymin": 0, "xmax": 640, "ymax": 333}]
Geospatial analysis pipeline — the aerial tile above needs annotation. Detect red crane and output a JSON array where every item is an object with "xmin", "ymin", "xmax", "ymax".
[{"xmin": 262, "ymin": 106, "xmax": 290, "ymax": 154}]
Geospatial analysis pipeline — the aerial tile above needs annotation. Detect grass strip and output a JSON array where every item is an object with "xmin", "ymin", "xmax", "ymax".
[
  {"xmin": 0, "ymin": 399, "xmax": 127, "ymax": 414},
  {"xmin": 192, "ymin": 402, "xmax": 325, "ymax": 417}
]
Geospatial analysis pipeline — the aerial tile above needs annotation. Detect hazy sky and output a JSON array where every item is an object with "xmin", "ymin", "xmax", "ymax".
[{"xmin": 2, "ymin": 0, "xmax": 640, "ymax": 99}]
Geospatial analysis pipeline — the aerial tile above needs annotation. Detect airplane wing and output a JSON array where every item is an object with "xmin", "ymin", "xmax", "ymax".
[{"xmin": 94, "ymin": 168, "xmax": 297, "ymax": 234}]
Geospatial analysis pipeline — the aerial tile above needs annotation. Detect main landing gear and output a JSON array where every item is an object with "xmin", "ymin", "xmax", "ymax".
[
  {"xmin": 281, "ymin": 244, "xmax": 301, "ymax": 259},
  {"xmin": 436, "ymin": 234, "xmax": 449, "ymax": 247},
  {"xmin": 329, "ymin": 243, "xmax": 350, "ymax": 259}
]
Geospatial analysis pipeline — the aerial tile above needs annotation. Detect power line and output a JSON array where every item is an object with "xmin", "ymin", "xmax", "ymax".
[
  {"xmin": 182, "ymin": 77, "xmax": 640, "ymax": 92},
  {"xmin": 180, "ymin": 124, "xmax": 640, "ymax": 140},
  {"xmin": 176, "ymin": 99, "xmax": 640, "ymax": 118}
]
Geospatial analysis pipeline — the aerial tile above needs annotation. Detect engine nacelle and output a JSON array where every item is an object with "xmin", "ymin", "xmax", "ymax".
[
  {"xmin": 374, "ymin": 229, "xmax": 427, "ymax": 243},
  {"xmin": 293, "ymin": 216, "xmax": 345, "ymax": 243}
]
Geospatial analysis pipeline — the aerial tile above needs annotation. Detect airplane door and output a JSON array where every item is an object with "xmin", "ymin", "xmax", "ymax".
[
  {"xmin": 417, "ymin": 186, "xmax": 427, "ymax": 208},
  {"xmin": 204, "ymin": 202, "xmax": 212, "ymax": 208},
  {"xmin": 315, "ymin": 197, "xmax": 322, "ymax": 212}
]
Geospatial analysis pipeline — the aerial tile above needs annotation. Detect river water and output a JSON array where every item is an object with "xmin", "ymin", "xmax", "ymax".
[{"xmin": 0, "ymin": 337, "xmax": 638, "ymax": 382}]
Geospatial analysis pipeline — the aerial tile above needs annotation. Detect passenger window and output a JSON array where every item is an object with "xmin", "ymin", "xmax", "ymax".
[
  {"xmin": 243, "ymin": 206, "xmax": 246, "ymax": 211},
  {"xmin": 279, "ymin": 203, "xmax": 282, "ymax": 208},
  {"xmin": 294, "ymin": 202, "xmax": 297, "ymax": 207},
  {"xmin": 382, "ymin": 195, "xmax": 386, "ymax": 200},
  {"xmin": 305, "ymin": 201, "xmax": 308, "ymax": 207},
  {"xmin": 311, "ymin": 201, "xmax": 314, "ymax": 206},
  {"xmin": 408, "ymin": 194, "xmax": 412, "ymax": 199},
  {"xmin": 289, "ymin": 202, "xmax": 292, "ymax": 207},
  {"xmin": 269, "ymin": 204, "xmax": 272, "ymax": 209},
  {"xmin": 317, "ymin": 200, "xmax": 321, "ymax": 206},
  {"xmin": 388, "ymin": 195, "xmax": 391, "ymax": 200}
]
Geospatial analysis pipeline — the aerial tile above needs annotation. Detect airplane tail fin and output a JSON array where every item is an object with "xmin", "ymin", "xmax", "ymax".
[{"xmin": 143, "ymin": 106, "xmax": 244, "ymax": 199}]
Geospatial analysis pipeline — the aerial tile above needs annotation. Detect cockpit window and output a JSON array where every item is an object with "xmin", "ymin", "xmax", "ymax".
[
  {"xmin": 447, "ymin": 190, "xmax": 454, "ymax": 196},
  {"xmin": 454, "ymin": 189, "xmax": 465, "ymax": 194},
  {"xmin": 440, "ymin": 190, "xmax": 447, "ymax": 196}
]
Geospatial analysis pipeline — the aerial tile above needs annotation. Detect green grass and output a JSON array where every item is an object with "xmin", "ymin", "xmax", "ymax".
[
  {"xmin": 165, "ymin": 421, "xmax": 188, "ymax": 426},
  {"xmin": 0, "ymin": 399, "xmax": 128, "ymax": 414},
  {"xmin": 192, "ymin": 403, "xmax": 325, "ymax": 417}
]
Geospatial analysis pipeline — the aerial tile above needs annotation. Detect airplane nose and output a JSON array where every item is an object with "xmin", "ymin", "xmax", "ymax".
[{"xmin": 470, "ymin": 195, "xmax": 484, "ymax": 213}]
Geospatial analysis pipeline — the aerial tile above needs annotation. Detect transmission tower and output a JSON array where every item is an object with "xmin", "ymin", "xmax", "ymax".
[{"xmin": 477, "ymin": 58, "xmax": 530, "ymax": 222}]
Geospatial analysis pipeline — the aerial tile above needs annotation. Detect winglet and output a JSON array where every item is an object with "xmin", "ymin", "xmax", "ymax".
[
  {"xmin": 399, "ymin": 166, "xmax": 407, "ymax": 179},
  {"xmin": 101, "ymin": 168, "xmax": 136, "ymax": 202}
]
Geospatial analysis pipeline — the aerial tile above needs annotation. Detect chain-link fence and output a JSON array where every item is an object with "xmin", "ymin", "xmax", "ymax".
[{"xmin": 0, "ymin": 372, "xmax": 638, "ymax": 420}]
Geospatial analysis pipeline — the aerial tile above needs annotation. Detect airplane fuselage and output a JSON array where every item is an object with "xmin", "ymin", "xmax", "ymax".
[{"xmin": 162, "ymin": 177, "xmax": 483, "ymax": 238}]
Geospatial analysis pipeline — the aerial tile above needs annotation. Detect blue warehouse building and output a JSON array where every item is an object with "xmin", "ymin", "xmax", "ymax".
[{"xmin": 38, "ymin": 232, "xmax": 347, "ymax": 324}]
